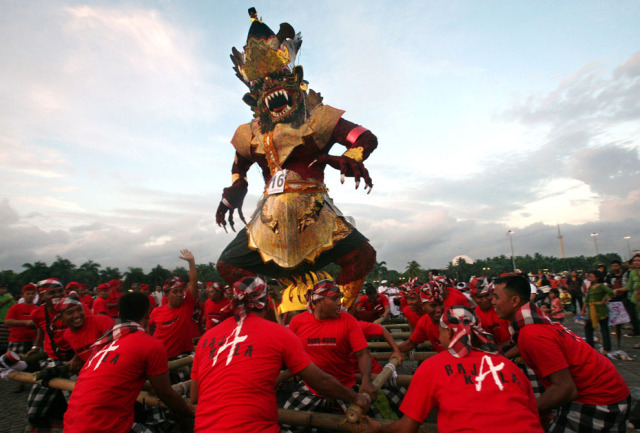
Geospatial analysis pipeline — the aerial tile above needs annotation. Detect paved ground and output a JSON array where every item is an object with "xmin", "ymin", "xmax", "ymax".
[{"xmin": 2, "ymin": 319, "xmax": 639, "ymax": 433}]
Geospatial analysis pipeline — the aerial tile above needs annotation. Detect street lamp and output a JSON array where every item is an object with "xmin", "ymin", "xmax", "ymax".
[
  {"xmin": 591, "ymin": 233, "xmax": 599, "ymax": 255},
  {"xmin": 625, "ymin": 236, "xmax": 632, "ymax": 260},
  {"xmin": 507, "ymin": 230, "xmax": 516, "ymax": 273}
]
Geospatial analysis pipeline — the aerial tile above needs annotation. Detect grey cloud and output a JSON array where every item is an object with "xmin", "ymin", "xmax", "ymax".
[{"xmin": 569, "ymin": 144, "xmax": 640, "ymax": 197}]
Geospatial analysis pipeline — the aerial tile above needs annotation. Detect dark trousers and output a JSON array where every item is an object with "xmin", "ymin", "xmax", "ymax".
[
  {"xmin": 571, "ymin": 294, "xmax": 583, "ymax": 314},
  {"xmin": 585, "ymin": 317, "xmax": 611, "ymax": 352}
]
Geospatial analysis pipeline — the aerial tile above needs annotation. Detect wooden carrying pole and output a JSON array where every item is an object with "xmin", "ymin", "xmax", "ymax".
[
  {"xmin": 368, "ymin": 341, "xmax": 431, "ymax": 350},
  {"xmin": 371, "ymin": 351, "xmax": 433, "ymax": 361},
  {"xmin": 345, "ymin": 357, "xmax": 399, "ymax": 423},
  {"xmin": 6, "ymin": 372, "xmax": 437, "ymax": 432},
  {"xmin": 383, "ymin": 323, "xmax": 410, "ymax": 329}
]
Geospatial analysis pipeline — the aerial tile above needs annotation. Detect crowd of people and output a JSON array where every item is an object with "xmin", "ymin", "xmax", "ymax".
[{"xmin": 0, "ymin": 251, "xmax": 637, "ymax": 433}]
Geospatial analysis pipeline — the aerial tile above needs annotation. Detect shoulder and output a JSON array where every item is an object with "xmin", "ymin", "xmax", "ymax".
[
  {"xmin": 231, "ymin": 123, "xmax": 254, "ymax": 160},
  {"xmin": 308, "ymin": 105, "xmax": 345, "ymax": 148}
]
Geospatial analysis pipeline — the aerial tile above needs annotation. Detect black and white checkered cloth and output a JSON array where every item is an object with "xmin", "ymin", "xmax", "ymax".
[
  {"xmin": 548, "ymin": 395, "xmax": 631, "ymax": 433},
  {"xmin": 515, "ymin": 360, "xmax": 546, "ymax": 398},
  {"xmin": 8, "ymin": 340, "xmax": 33, "ymax": 356},
  {"xmin": 281, "ymin": 381, "xmax": 381, "ymax": 432},
  {"xmin": 381, "ymin": 385, "xmax": 407, "ymax": 412},
  {"xmin": 26, "ymin": 359, "xmax": 71, "ymax": 422}
]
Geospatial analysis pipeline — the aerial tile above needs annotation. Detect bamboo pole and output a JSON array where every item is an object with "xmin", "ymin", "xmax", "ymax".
[
  {"xmin": 372, "ymin": 351, "xmax": 433, "ymax": 361},
  {"xmin": 368, "ymin": 341, "xmax": 431, "ymax": 350},
  {"xmin": 168, "ymin": 356, "xmax": 193, "ymax": 370},
  {"xmin": 356, "ymin": 373, "xmax": 413, "ymax": 387},
  {"xmin": 345, "ymin": 358, "xmax": 400, "ymax": 423},
  {"xmin": 384, "ymin": 323, "xmax": 410, "ymax": 329},
  {"xmin": 372, "ymin": 331, "xmax": 411, "ymax": 339}
]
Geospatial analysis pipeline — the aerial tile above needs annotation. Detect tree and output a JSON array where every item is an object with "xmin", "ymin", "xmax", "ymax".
[
  {"xmin": 49, "ymin": 256, "xmax": 76, "ymax": 285},
  {"xmin": 405, "ymin": 261, "xmax": 423, "ymax": 279},
  {"xmin": 368, "ymin": 261, "xmax": 388, "ymax": 283},
  {"xmin": 123, "ymin": 267, "xmax": 146, "ymax": 289},
  {"xmin": 99, "ymin": 267, "xmax": 122, "ymax": 282},
  {"xmin": 196, "ymin": 263, "xmax": 221, "ymax": 283},
  {"xmin": 148, "ymin": 265, "xmax": 172, "ymax": 287},
  {"xmin": 20, "ymin": 261, "xmax": 50, "ymax": 284},
  {"xmin": 74, "ymin": 260, "xmax": 101, "ymax": 288}
]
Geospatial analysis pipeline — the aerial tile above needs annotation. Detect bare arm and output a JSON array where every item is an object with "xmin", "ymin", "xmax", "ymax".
[
  {"xmin": 190, "ymin": 378, "xmax": 199, "ymax": 404},
  {"xmin": 380, "ymin": 327, "xmax": 403, "ymax": 365},
  {"xmin": 4, "ymin": 319, "xmax": 35, "ymax": 327},
  {"xmin": 364, "ymin": 415, "xmax": 421, "ymax": 433},
  {"xmin": 398, "ymin": 339, "xmax": 416, "ymax": 353},
  {"xmin": 297, "ymin": 363, "xmax": 366, "ymax": 406},
  {"xmin": 355, "ymin": 348, "xmax": 376, "ymax": 400},
  {"xmin": 536, "ymin": 368, "xmax": 579, "ymax": 411},
  {"xmin": 179, "ymin": 249, "xmax": 198, "ymax": 300},
  {"xmin": 24, "ymin": 328, "xmax": 44, "ymax": 357},
  {"xmin": 148, "ymin": 372, "xmax": 195, "ymax": 429}
]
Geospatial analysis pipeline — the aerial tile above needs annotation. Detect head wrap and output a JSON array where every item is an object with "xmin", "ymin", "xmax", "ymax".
[
  {"xmin": 163, "ymin": 277, "xmax": 185, "ymax": 294},
  {"xmin": 440, "ymin": 305, "xmax": 498, "ymax": 358},
  {"xmin": 306, "ymin": 279, "xmax": 341, "ymax": 313},
  {"xmin": 229, "ymin": 276, "xmax": 268, "ymax": 322},
  {"xmin": 469, "ymin": 277, "xmax": 491, "ymax": 297},
  {"xmin": 97, "ymin": 283, "xmax": 110, "ymax": 292},
  {"xmin": 510, "ymin": 301, "xmax": 554, "ymax": 342},
  {"xmin": 109, "ymin": 279, "xmax": 122, "ymax": 288},
  {"xmin": 22, "ymin": 283, "xmax": 37, "ymax": 294},
  {"xmin": 36, "ymin": 278, "xmax": 63, "ymax": 295},
  {"xmin": 419, "ymin": 282, "xmax": 444, "ymax": 304},
  {"xmin": 53, "ymin": 292, "xmax": 83, "ymax": 315},
  {"xmin": 139, "ymin": 283, "xmax": 149, "ymax": 291},
  {"xmin": 206, "ymin": 282, "xmax": 224, "ymax": 292},
  {"xmin": 65, "ymin": 282, "xmax": 82, "ymax": 291}
]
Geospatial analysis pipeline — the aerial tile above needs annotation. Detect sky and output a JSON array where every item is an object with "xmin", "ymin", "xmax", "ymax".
[{"xmin": 1, "ymin": 0, "xmax": 639, "ymax": 274}]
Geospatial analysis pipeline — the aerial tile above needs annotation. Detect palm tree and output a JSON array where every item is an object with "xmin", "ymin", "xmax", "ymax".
[
  {"xmin": 99, "ymin": 267, "xmax": 122, "ymax": 282},
  {"xmin": 74, "ymin": 260, "xmax": 101, "ymax": 288},
  {"xmin": 49, "ymin": 256, "xmax": 76, "ymax": 284},
  {"xmin": 123, "ymin": 267, "xmax": 146, "ymax": 289},
  {"xmin": 21, "ymin": 261, "xmax": 50, "ymax": 283},
  {"xmin": 148, "ymin": 265, "xmax": 171, "ymax": 287},
  {"xmin": 405, "ymin": 260, "xmax": 422, "ymax": 279},
  {"xmin": 370, "ymin": 261, "xmax": 388, "ymax": 283}
]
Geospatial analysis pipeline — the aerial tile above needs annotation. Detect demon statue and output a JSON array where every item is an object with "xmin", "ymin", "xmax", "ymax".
[{"xmin": 215, "ymin": 8, "xmax": 377, "ymax": 309}]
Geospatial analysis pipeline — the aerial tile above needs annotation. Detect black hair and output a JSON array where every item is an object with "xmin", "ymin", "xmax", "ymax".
[
  {"xmin": 365, "ymin": 285, "xmax": 377, "ymax": 296},
  {"xmin": 589, "ymin": 270, "xmax": 604, "ymax": 284},
  {"xmin": 495, "ymin": 275, "xmax": 531, "ymax": 302},
  {"xmin": 549, "ymin": 288, "xmax": 560, "ymax": 296},
  {"xmin": 610, "ymin": 259, "xmax": 622, "ymax": 266},
  {"xmin": 119, "ymin": 292, "xmax": 150, "ymax": 322}
]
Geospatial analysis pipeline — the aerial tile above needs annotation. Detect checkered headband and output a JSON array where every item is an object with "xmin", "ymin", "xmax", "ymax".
[
  {"xmin": 22, "ymin": 283, "xmax": 36, "ymax": 294},
  {"xmin": 65, "ymin": 282, "xmax": 82, "ymax": 291},
  {"xmin": 90, "ymin": 319, "xmax": 144, "ymax": 355},
  {"xmin": 469, "ymin": 277, "xmax": 491, "ymax": 297},
  {"xmin": 441, "ymin": 305, "xmax": 498, "ymax": 358},
  {"xmin": 52, "ymin": 292, "xmax": 83, "ymax": 315},
  {"xmin": 36, "ymin": 278, "xmax": 63, "ymax": 294},
  {"xmin": 163, "ymin": 276, "xmax": 185, "ymax": 293},
  {"xmin": 419, "ymin": 281, "xmax": 444, "ymax": 303},
  {"xmin": 510, "ymin": 301, "xmax": 554, "ymax": 342},
  {"xmin": 206, "ymin": 282, "xmax": 224, "ymax": 292},
  {"xmin": 229, "ymin": 276, "xmax": 268, "ymax": 322},
  {"xmin": 306, "ymin": 279, "xmax": 341, "ymax": 313}
]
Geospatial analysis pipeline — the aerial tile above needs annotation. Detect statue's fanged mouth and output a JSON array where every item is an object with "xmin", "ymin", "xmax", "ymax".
[{"xmin": 264, "ymin": 87, "xmax": 294, "ymax": 119}]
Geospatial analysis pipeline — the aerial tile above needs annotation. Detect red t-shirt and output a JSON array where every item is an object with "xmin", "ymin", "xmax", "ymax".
[
  {"xmin": 289, "ymin": 311, "xmax": 368, "ymax": 393},
  {"xmin": 31, "ymin": 305, "xmax": 71, "ymax": 359},
  {"xmin": 517, "ymin": 323, "xmax": 629, "ymax": 405},
  {"xmin": 402, "ymin": 305, "xmax": 422, "ymax": 330},
  {"xmin": 475, "ymin": 306, "xmax": 511, "ymax": 345},
  {"xmin": 445, "ymin": 287, "xmax": 470, "ymax": 310},
  {"xmin": 92, "ymin": 297, "xmax": 109, "ymax": 316},
  {"xmin": 148, "ymin": 295, "xmax": 157, "ymax": 309},
  {"xmin": 106, "ymin": 290, "xmax": 122, "ymax": 318},
  {"xmin": 203, "ymin": 298, "xmax": 232, "ymax": 330},
  {"xmin": 399, "ymin": 296, "xmax": 408, "ymax": 310},
  {"xmin": 355, "ymin": 294, "xmax": 389, "ymax": 322},
  {"xmin": 5, "ymin": 303, "xmax": 37, "ymax": 342},
  {"xmin": 351, "ymin": 321, "xmax": 384, "ymax": 374},
  {"xmin": 191, "ymin": 313, "xmax": 311, "ymax": 433},
  {"xmin": 149, "ymin": 291, "xmax": 196, "ymax": 358},
  {"xmin": 79, "ymin": 295, "xmax": 94, "ymax": 310},
  {"xmin": 400, "ymin": 350, "xmax": 543, "ymax": 433},
  {"xmin": 409, "ymin": 314, "xmax": 445, "ymax": 352},
  {"xmin": 64, "ymin": 330, "xmax": 168, "ymax": 433},
  {"xmin": 63, "ymin": 315, "xmax": 115, "ymax": 361}
]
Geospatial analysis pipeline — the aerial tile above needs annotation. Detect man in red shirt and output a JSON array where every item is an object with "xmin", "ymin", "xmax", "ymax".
[
  {"xmin": 191, "ymin": 276, "xmax": 368, "ymax": 433},
  {"xmin": 469, "ymin": 277, "xmax": 511, "ymax": 345},
  {"xmin": 75, "ymin": 284, "xmax": 94, "ymax": 310},
  {"xmin": 493, "ymin": 275, "xmax": 630, "ymax": 432},
  {"xmin": 401, "ymin": 284, "xmax": 425, "ymax": 331},
  {"xmin": 24, "ymin": 279, "xmax": 73, "ymax": 432},
  {"xmin": 355, "ymin": 284, "xmax": 390, "ymax": 323},
  {"xmin": 398, "ymin": 283, "xmax": 447, "ymax": 354},
  {"xmin": 149, "ymin": 249, "xmax": 198, "ymax": 359},
  {"xmin": 106, "ymin": 279, "xmax": 123, "ymax": 318},
  {"xmin": 92, "ymin": 284, "xmax": 110, "ymax": 315},
  {"xmin": 284, "ymin": 279, "xmax": 377, "ymax": 416},
  {"xmin": 203, "ymin": 282, "xmax": 231, "ymax": 330},
  {"xmin": 5, "ymin": 283, "xmax": 37, "ymax": 355},
  {"xmin": 64, "ymin": 292, "xmax": 194, "ymax": 433},
  {"xmin": 365, "ymin": 306, "xmax": 543, "ymax": 433},
  {"xmin": 140, "ymin": 284, "xmax": 157, "ymax": 309},
  {"xmin": 56, "ymin": 293, "xmax": 114, "ymax": 371}
]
